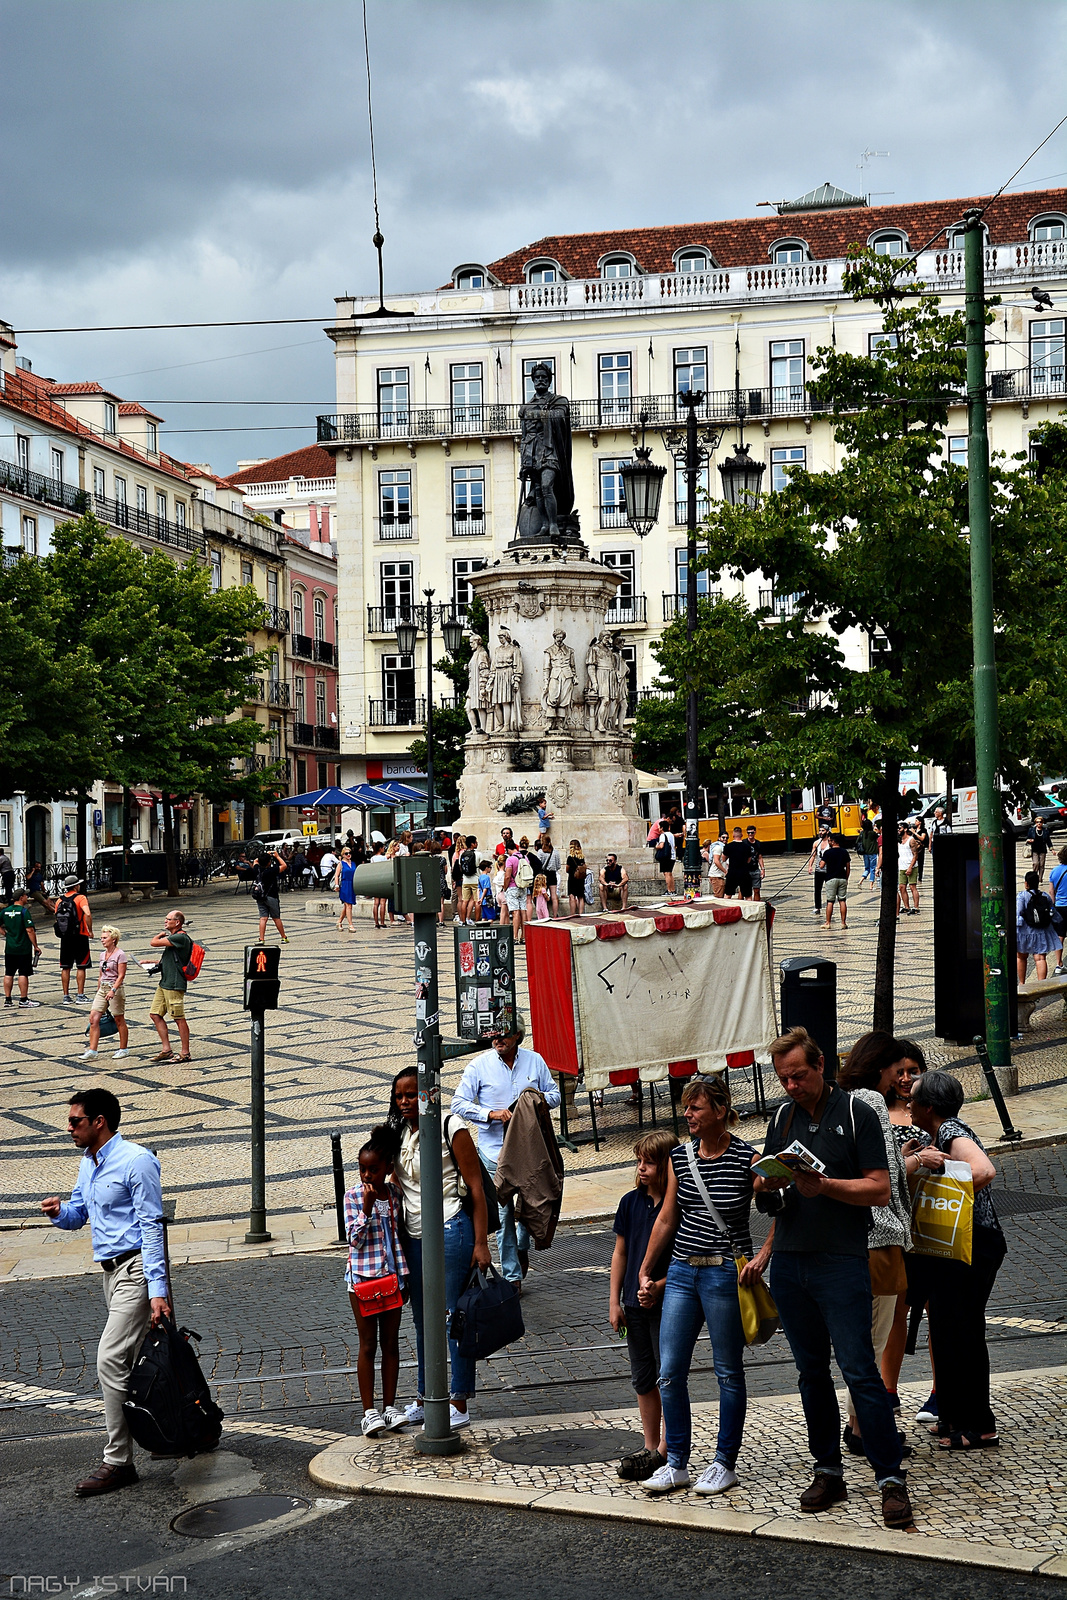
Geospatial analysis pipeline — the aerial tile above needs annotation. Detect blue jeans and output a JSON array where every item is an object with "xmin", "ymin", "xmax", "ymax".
[
  {"xmin": 405, "ymin": 1209, "xmax": 477, "ymax": 1402},
  {"xmin": 658, "ymin": 1260, "xmax": 747, "ymax": 1471},
  {"xmin": 862, "ymin": 853, "xmax": 878, "ymax": 883},
  {"xmin": 482, "ymin": 1151, "xmax": 529, "ymax": 1283},
  {"xmin": 769, "ymin": 1251, "xmax": 904, "ymax": 1486}
]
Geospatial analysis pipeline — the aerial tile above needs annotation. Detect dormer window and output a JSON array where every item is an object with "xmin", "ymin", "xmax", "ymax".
[
  {"xmin": 601, "ymin": 255, "xmax": 636, "ymax": 278},
  {"xmin": 104, "ymin": 401, "xmax": 116, "ymax": 434},
  {"xmin": 453, "ymin": 265, "xmax": 486, "ymax": 289},
  {"xmin": 1030, "ymin": 215, "xmax": 1067, "ymax": 243},
  {"xmin": 870, "ymin": 231, "xmax": 907, "ymax": 257},
  {"xmin": 772, "ymin": 239, "xmax": 809, "ymax": 264},
  {"xmin": 146, "ymin": 421, "xmax": 157, "ymax": 452},
  {"xmin": 675, "ymin": 249, "xmax": 708, "ymax": 274},
  {"xmin": 948, "ymin": 222, "xmax": 988, "ymax": 249},
  {"xmin": 526, "ymin": 260, "xmax": 559, "ymax": 284}
]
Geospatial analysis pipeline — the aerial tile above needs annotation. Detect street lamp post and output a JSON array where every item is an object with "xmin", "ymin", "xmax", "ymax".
[{"xmin": 398, "ymin": 596, "xmax": 467, "ymax": 837}]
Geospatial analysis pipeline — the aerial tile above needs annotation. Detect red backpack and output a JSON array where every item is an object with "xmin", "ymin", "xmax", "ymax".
[{"xmin": 181, "ymin": 942, "xmax": 206, "ymax": 982}]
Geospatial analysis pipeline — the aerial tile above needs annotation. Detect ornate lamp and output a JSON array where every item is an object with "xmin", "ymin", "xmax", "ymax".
[
  {"xmin": 621, "ymin": 445, "xmax": 667, "ymax": 538},
  {"xmin": 441, "ymin": 611, "xmax": 465, "ymax": 659},
  {"xmin": 395, "ymin": 613, "xmax": 419, "ymax": 657},
  {"xmin": 718, "ymin": 442, "xmax": 766, "ymax": 507}
]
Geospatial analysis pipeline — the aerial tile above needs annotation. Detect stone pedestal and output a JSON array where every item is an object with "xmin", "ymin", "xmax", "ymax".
[{"xmin": 455, "ymin": 550, "xmax": 647, "ymax": 859}]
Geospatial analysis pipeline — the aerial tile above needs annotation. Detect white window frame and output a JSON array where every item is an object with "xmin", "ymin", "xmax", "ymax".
[
  {"xmin": 599, "ymin": 458, "xmax": 628, "ymax": 526},
  {"xmin": 156, "ymin": 491, "xmax": 167, "ymax": 522},
  {"xmin": 16, "ymin": 434, "xmax": 29, "ymax": 472},
  {"xmin": 770, "ymin": 339, "xmax": 806, "ymax": 407},
  {"xmin": 1030, "ymin": 215, "xmax": 1067, "ymax": 243},
  {"xmin": 673, "ymin": 346, "xmax": 707, "ymax": 399},
  {"xmin": 114, "ymin": 475, "xmax": 127, "ymax": 505},
  {"xmin": 22, "ymin": 514, "xmax": 37, "ymax": 555},
  {"xmin": 313, "ymin": 594, "xmax": 326, "ymax": 641},
  {"xmin": 451, "ymin": 465, "xmax": 485, "ymax": 531},
  {"xmin": 1031, "ymin": 318, "xmax": 1065, "ymax": 387},
  {"xmin": 380, "ymin": 560, "xmax": 414, "ymax": 617},
  {"xmin": 292, "ymin": 588, "xmax": 305, "ymax": 634},
  {"xmin": 452, "ymin": 557, "xmax": 487, "ymax": 616},
  {"xmin": 525, "ymin": 260, "xmax": 559, "ymax": 285},
  {"xmin": 376, "ymin": 367, "xmax": 410, "ymax": 426},
  {"xmin": 598, "ymin": 352, "xmax": 631, "ymax": 419},
  {"xmin": 294, "ymin": 673, "xmax": 306, "ymax": 721},
  {"xmin": 450, "ymin": 362, "xmax": 483, "ymax": 427},
  {"xmin": 675, "ymin": 545, "xmax": 713, "ymax": 597},
  {"xmin": 0, "ymin": 812, "xmax": 9, "ymax": 847},
  {"xmin": 674, "ymin": 249, "xmax": 709, "ymax": 274},
  {"xmin": 104, "ymin": 401, "xmax": 116, "ymax": 434},
  {"xmin": 870, "ymin": 232, "xmax": 907, "ymax": 257},
  {"xmin": 379, "ymin": 468, "xmax": 412, "ymax": 531},
  {"xmin": 948, "ymin": 436, "xmax": 968, "ymax": 469},
  {"xmin": 93, "ymin": 466, "xmax": 106, "ymax": 500},
  {"xmin": 315, "ymin": 676, "xmax": 327, "ymax": 726},
  {"xmin": 210, "ymin": 548, "xmax": 222, "ymax": 592},
  {"xmin": 51, "ymin": 448, "xmax": 64, "ymax": 483},
  {"xmin": 772, "ymin": 240, "xmax": 808, "ymax": 264},
  {"xmin": 175, "ymin": 499, "xmax": 186, "ymax": 531},
  {"xmin": 454, "ymin": 268, "xmax": 485, "ymax": 289},
  {"xmin": 771, "ymin": 446, "xmax": 806, "ymax": 494},
  {"xmin": 146, "ymin": 421, "xmax": 158, "ymax": 452},
  {"xmin": 522, "ymin": 357, "xmax": 556, "ymax": 402},
  {"xmin": 674, "ymin": 463, "xmax": 710, "ymax": 524},
  {"xmin": 600, "ymin": 255, "xmax": 635, "ymax": 279}
]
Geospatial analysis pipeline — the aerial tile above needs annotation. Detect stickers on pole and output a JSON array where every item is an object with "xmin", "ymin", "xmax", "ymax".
[{"xmin": 453, "ymin": 924, "xmax": 516, "ymax": 1040}]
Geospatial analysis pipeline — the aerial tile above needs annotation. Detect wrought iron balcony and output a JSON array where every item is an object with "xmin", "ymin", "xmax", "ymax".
[
  {"xmin": 291, "ymin": 632, "xmax": 315, "ymax": 659},
  {"xmin": 367, "ymin": 604, "xmax": 425, "ymax": 635},
  {"xmin": 265, "ymin": 605, "xmax": 290, "ymax": 633},
  {"xmin": 368, "ymin": 698, "xmax": 426, "ymax": 727},
  {"xmin": 605, "ymin": 594, "xmax": 647, "ymax": 625},
  {"xmin": 378, "ymin": 511, "xmax": 413, "ymax": 540},
  {"xmin": 0, "ymin": 459, "xmax": 88, "ymax": 517},
  {"xmin": 92, "ymin": 493, "xmax": 203, "ymax": 553},
  {"xmin": 245, "ymin": 678, "xmax": 266, "ymax": 703},
  {"xmin": 599, "ymin": 503, "xmax": 631, "ymax": 529},
  {"xmin": 314, "ymin": 725, "xmax": 339, "ymax": 749},
  {"xmin": 291, "ymin": 721, "xmax": 315, "ymax": 747},
  {"xmin": 313, "ymin": 638, "xmax": 336, "ymax": 664},
  {"xmin": 661, "ymin": 591, "xmax": 720, "ymax": 621},
  {"xmin": 758, "ymin": 589, "xmax": 800, "ymax": 618},
  {"xmin": 451, "ymin": 507, "xmax": 486, "ymax": 535},
  {"xmin": 267, "ymin": 680, "xmax": 290, "ymax": 707}
]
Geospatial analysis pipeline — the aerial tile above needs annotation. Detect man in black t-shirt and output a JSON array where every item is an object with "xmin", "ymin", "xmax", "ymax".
[
  {"xmin": 722, "ymin": 827, "xmax": 754, "ymax": 899},
  {"xmin": 820, "ymin": 834, "xmax": 850, "ymax": 929},
  {"xmin": 254, "ymin": 849, "xmax": 289, "ymax": 945},
  {"xmin": 754, "ymin": 1027, "xmax": 912, "ymax": 1529}
]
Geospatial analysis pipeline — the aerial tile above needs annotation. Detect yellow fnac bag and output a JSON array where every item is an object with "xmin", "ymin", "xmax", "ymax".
[{"xmin": 909, "ymin": 1160, "xmax": 974, "ymax": 1264}]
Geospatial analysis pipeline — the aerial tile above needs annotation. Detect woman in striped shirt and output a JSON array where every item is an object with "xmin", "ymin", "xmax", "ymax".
[{"xmin": 638, "ymin": 1075, "xmax": 771, "ymax": 1498}]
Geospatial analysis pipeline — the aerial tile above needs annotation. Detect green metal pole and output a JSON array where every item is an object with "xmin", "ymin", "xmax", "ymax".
[
  {"xmin": 964, "ymin": 208, "xmax": 1011, "ymax": 1080},
  {"xmin": 684, "ymin": 393, "xmax": 702, "ymax": 891}
]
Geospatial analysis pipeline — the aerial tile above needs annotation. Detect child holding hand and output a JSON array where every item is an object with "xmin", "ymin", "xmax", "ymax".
[
  {"xmin": 345, "ymin": 1124, "xmax": 409, "ymax": 1438},
  {"xmin": 610, "ymin": 1130, "xmax": 676, "ymax": 1482}
]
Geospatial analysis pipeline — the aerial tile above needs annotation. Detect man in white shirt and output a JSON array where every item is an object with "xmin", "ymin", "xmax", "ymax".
[
  {"xmin": 318, "ymin": 846, "xmax": 339, "ymax": 885},
  {"xmin": 451, "ymin": 1016, "xmax": 561, "ymax": 1282}
]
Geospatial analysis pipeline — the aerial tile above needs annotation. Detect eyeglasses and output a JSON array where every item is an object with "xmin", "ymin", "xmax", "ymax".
[{"xmin": 67, "ymin": 1115, "xmax": 90, "ymax": 1127}]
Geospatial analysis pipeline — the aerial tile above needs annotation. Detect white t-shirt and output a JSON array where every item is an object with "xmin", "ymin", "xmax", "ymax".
[
  {"xmin": 319, "ymin": 852, "xmax": 338, "ymax": 877},
  {"xmin": 396, "ymin": 1120, "xmax": 464, "ymax": 1240}
]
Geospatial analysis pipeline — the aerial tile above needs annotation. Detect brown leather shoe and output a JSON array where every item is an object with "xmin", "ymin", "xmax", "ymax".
[
  {"xmin": 881, "ymin": 1481, "xmax": 914, "ymax": 1528},
  {"xmin": 799, "ymin": 1472, "xmax": 848, "ymax": 1512},
  {"xmin": 74, "ymin": 1461, "xmax": 139, "ymax": 1498}
]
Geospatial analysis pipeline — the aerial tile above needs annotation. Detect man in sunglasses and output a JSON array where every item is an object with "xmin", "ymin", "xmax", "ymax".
[
  {"xmin": 744, "ymin": 826, "xmax": 766, "ymax": 903},
  {"xmin": 41, "ymin": 1087, "xmax": 170, "ymax": 1497}
]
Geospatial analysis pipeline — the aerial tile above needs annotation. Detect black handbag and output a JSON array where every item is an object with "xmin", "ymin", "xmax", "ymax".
[{"xmin": 449, "ymin": 1263, "xmax": 524, "ymax": 1360}]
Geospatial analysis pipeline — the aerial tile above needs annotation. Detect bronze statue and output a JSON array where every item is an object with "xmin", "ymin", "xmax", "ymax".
[{"xmin": 517, "ymin": 362, "xmax": 576, "ymax": 542}]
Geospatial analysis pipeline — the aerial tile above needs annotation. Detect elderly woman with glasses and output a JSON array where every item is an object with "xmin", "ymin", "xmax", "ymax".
[{"xmin": 636, "ymin": 1075, "xmax": 770, "ymax": 1499}]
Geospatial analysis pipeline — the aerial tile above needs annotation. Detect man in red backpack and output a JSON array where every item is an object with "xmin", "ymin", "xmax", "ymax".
[{"xmin": 141, "ymin": 910, "xmax": 193, "ymax": 1064}]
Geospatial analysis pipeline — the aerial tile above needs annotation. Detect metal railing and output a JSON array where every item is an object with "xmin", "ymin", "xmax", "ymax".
[
  {"xmin": 628, "ymin": 686, "xmax": 674, "ymax": 717},
  {"xmin": 267, "ymin": 680, "xmax": 290, "ymax": 707},
  {"xmin": 661, "ymin": 592, "xmax": 719, "ymax": 620},
  {"xmin": 314, "ymin": 726, "xmax": 339, "ymax": 749},
  {"xmin": 291, "ymin": 633, "xmax": 315, "ymax": 659},
  {"xmin": 93, "ymin": 493, "xmax": 203, "ymax": 553},
  {"xmin": 605, "ymin": 594, "xmax": 647, "ymax": 625},
  {"xmin": 265, "ymin": 605, "xmax": 290, "ymax": 633},
  {"xmin": 0, "ymin": 459, "xmax": 88, "ymax": 517},
  {"xmin": 378, "ymin": 512, "xmax": 413, "ymax": 540},
  {"xmin": 451, "ymin": 509, "xmax": 486, "ymax": 534},
  {"xmin": 368, "ymin": 698, "xmax": 426, "ymax": 727},
  {"xmin": 313, "ymin": 638, "xmax": 336, "ymax": 664},
  {"xmin": 291, "ymin": 721, "xmax": 315, "ymax": 746},
  {"xmin": 367, "ymin": 604, "xmax": 425, "ymax": 634},
  {"xmin": 599, "ymin": 503, "xmax": 631, "ymax": 529},
  {"xmin": 758, "ymin": 588, "xmax": 801, "ymax": 618}
]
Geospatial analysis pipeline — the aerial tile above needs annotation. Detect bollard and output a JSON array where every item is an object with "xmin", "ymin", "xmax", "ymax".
[
  {"xmin": 330, "ymin": 1131, "xmax": 346, "ymax": 1243},
  {"xmin": 972, "ymin": 1035, "xmax": 1022, "ymax": 1142}
]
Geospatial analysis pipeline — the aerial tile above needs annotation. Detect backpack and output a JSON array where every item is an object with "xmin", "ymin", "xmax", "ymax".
[
  {"xmin": 445, "ymin": 1114, "xmax": 501, "ymax": 1233},
  {"xmin": 515, "ymin": 855, "xmax": 534, "ymax": 888},
  {"xmin": 459, "ymin": 848, "xmax": 477, "ymax": 877},
  {"xmin": 122, "ymin": 1314, "xmax": 224, "ymax": 1458},
  {"xmin": 181, "ymin": 942, "xmax": 206, "ymax": 982},
  {"xmin": 53, "ymin": 894, "xmax": 79, "ymax": 939},
  {"xmin": 1022, "ymin": 891, "xmax": 1053, "ymax": 930},
  {"xmin": 655, "ymin": 838, "xmax": 674, "ymax": 870}
]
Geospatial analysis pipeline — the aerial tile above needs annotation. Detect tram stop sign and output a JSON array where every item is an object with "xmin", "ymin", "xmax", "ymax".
[{"xmin": 244, "ymin": 944, "xmax": 281, "ymax": 1012}]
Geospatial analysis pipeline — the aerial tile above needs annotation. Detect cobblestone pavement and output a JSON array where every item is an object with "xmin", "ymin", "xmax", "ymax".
[{"xmin": 1, "ymin": 842, "xmax": 1064, "ymax": 1238}]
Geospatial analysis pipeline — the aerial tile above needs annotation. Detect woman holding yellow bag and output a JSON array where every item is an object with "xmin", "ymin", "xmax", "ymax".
[
  {"xmin": 907, "ymin": 1071, "xmax": 1005, "ymax": 1451},
  {"xmin": 636, "ymin": 1076, "xmax": 771, "ymax": 1498}
]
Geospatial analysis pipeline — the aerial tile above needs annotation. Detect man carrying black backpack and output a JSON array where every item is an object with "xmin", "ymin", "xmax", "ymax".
[
  {"xmin": 40, "ymin": 1087, "xmax": 170, "ymax": 1497},
  {"xmin": 56, "ymin": 874, "xmax": 93, "ymax": 1005}
]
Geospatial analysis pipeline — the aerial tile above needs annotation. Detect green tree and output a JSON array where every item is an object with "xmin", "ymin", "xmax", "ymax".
[
  {"xmin": 408, "ymin": 595, "xmax": 490, "ymax": 821},
  {"xmin": 667, "ymin": 252, "xmax": 1067, "ymax": 1030}
]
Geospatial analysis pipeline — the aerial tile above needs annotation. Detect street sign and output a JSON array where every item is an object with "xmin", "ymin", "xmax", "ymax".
[
  {"xmin": 302, "ymin": 821, "xmax": 316, "ymax": 836},
  {"xmin": 244, "ymin": 943, "xmax": 281, "ymax": 1011},
  {"xmin": 453, "ymin": 924, "xmax": 516, "ymax": 1040}
]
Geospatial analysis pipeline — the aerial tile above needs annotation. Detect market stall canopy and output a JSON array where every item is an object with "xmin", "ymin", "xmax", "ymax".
[
  {"xmin": 373, "ymin": 781, "xmax": 426, "ymax": 804},
  {"xmin": 272, "ymin": 786, "xmax": 365, "ymax": 808}
]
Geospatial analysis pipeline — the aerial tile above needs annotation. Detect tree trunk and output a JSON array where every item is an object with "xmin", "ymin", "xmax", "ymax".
[
  {"xmin": 161, "ymin": 793, "xmax": 180, "ymax": 897},
  {"xmin": 75, "ymin": 791, "xmax": 89, "ymax": 885},
  {"xmin": 872, "ymin": 759, "xmax": 901, "ymax": 1032}
]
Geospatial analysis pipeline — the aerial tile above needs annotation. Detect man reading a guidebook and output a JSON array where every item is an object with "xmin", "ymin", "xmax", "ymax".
[{"xmin": 754, "ymin": 1028, "xmax": 914, "ymax": 1530}]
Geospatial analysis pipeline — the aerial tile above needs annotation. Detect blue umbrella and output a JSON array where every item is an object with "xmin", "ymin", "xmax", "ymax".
[{"xmin": 271, "ymin": 786, "xmax": 364, "ymax": 808}]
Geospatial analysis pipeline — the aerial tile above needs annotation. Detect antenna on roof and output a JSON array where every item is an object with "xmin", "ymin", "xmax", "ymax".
[
  {"xmin": 361, "ymin": 0, "xmax": 412, "ymax": 319},
  {"xmin": 858, "ymin": 148, "xmax": 889, "ymax": 172}
]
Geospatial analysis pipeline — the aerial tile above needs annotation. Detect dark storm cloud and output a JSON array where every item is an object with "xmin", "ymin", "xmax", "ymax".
[{"xmin": 1, "ymin": 0, "xmax": 1064, "ymax": 471}]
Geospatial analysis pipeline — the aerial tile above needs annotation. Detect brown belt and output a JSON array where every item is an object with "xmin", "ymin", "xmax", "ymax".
[{"xmin": 685, "ymin": 1254, "xmax": 725, "ymax": 1267}]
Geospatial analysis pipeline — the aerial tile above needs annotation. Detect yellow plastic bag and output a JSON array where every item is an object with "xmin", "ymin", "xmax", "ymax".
[
  {"xmin": 734, "ymin": 1257, "xmax": 780, "ymax": 1345},
  {"xmin": 909, "ymin": 1160, "xmax": 974, "ymax": 1265}
]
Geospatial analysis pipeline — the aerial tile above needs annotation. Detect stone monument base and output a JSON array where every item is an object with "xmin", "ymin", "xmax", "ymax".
[{"xmin": 456, "ymin": 749, "xmax": 646, "ymax": 863}]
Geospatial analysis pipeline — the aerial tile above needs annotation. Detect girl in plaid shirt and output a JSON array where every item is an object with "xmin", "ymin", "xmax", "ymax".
[{"xmin": 345, "ymin": 1125, "xmax": 409, "ymax": 1438}]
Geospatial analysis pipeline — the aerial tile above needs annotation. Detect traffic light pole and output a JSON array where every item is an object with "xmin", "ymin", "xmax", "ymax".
[
  {"xmin": 245, "ymin": 1011, "xmax": 271, "ymax": 1243},
  {"xmin": 964, "ymin": 209, "xmax": 1012, "ymax": 1088}
]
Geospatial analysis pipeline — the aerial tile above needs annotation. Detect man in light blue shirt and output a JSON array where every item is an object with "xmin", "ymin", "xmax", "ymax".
[
  {"xmin": 451, "ymin": 1015, "xmax": 560, "ymax": 1282},
  {"xmin": 42, "ymin": 1087, "xmax": 170, "ymax": 1497}
]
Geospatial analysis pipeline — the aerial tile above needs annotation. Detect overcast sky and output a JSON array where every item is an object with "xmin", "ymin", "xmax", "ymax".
[{"xmin": 2, "ymin": 0, "xmax": 1065, "ymax": 473}]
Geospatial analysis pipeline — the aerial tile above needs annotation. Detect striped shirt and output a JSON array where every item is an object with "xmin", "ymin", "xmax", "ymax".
[
  {"xmin": 343, "ymin": 1180, "xmax": 409, "ymax": 1290},
  {"xmin": 670, "ymin": 1135, "xmax": 757, "ymax": 1261}
]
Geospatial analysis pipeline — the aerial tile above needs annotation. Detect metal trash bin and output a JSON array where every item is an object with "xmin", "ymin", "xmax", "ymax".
[{"xmin": 779, "ymin": 957, "xmax": 838, "ymax": 1078}]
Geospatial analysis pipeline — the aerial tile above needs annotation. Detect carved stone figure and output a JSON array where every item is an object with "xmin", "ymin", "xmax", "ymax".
[
  {"xmin": 488, "ymin": 627, "xmax": 524, "ymax": 735},
  {"xmin": 465, "ymin": 634, "xmax": 490, "ymax": 734},
  {"xmin": 584, "ymin": 634, "xmax": 605, "ymax": 733},
  {"xmin": 517, "ymin": 362, "xmax": 576, "ymax": 542},
  {"xmin": 611, "ymin": 633, "xmax": 629, "ymax": 732},
  {"xmin": 585, "ymin": 631, "xmax": 620, "ymax": 732},
  {"xmin": 541, "ymin": 628, "xmax": 577, "ymax": 729}
]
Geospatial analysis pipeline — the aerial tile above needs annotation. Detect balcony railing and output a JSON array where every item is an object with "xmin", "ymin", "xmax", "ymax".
[
  {"xmin": 605, "ymin": 594, "xmax": 647, "ymax": 625},
  {"xmin": 378, "ymin": 511, "xmax": 413, "ymax": 540},
  {"xmin": 599, "ymin": 503, "xmax": 631, "ymax": 529},
  {"xmin": 0, "ymin": 458, "xmax": 89, "ymax": 517},
  {"xmin": 313, "ymin": 638, "xmax": 336, "ymax": 664},
  {"xmin": 758, "ymin": 589, "xmax": 801, "ymax": 618},
  {"xmin": 369, "ymin": 698, "xmax": 426, "ymax": 727},
  {"xmin": 245, "ymin": 678, "xmax": 266, "ymax": 703},
  {"xmin": 628, "ymin": 685, "xmax": 674, "ymax": 717},
  {"xmin": 241, "ymin": 476, "xmax": 336, "ymax": 499},
  {"xmin": 367, "ymin": 603, "xmax": 425, "ymax": 634},
  {"xmin": 267, "ymin": 680, "xmax": 290, "ymax": 707},
  {"xmin": 661, "ymin": 592, "xmax": 719, "ymax": 620},
  {"xmin": 291, "ymin": 721, "xmax": 315, "ymax": 747},
  {"xmin": 265, "ymin": 605, "xmax": 290, "ymax": 633},
  {"xmin": 291, "ymin": 632, "xmax": 315, "ymax": 659},
  {"xmin": 314, "ymin": 725, "xmax": 339, "ymax": 749},
  {"xmin": 92, "ymin": 493, "xmax": 204, "ymax": 554},
  {"xmin": 451, "ymin": 508, "xmax": 486, "ymax": 535}
]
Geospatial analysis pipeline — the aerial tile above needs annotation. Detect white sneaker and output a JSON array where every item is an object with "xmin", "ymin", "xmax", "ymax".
[
  {"xmin": 453, "ymin": 915, "xmax": 462, "ymax": 924},
  {"xmin": 403, "ymin": 1401, "xmax": 424, "ymax": 1425},
  {"xmin": 360, "ymin": 1409, "xmax": 387, "ymax": 1437},
  {"xmin": 694, "ymin": 1463, "xmax": 739, "ymax": 1495},
  {"xmin": 113, "ymin": 1049, "xmax": 130, "ymax": 1059},
  {"xmin": 75, "ymin": 994, "xmax": 92, "ymax": 1005},
  {"xmin": 381, "ymin": 1405, "xmax": 406, "ymax": 1431},
  {"xmin": 61, "ymin": 995, "xmax": 75, "ymax": 1005},
  {"xmin": 641, "ymin": 1463, "xmax": 690, "ymax": 1495},
  {"xmin": 79, "ymin": 1048, "xmax": 98, "ymax": 1060},
  {"xmin": 449, "ymin": 1405, "xmax": 471, "ymax": 1429}
]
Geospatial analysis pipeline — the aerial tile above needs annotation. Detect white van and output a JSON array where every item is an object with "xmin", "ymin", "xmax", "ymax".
[{"xmin": 252, "ymin": 829, "xmax": 320, "ymax": 848}]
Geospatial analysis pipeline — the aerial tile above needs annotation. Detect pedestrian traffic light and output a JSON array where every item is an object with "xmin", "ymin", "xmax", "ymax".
[{"xmin": 244, "ymin": 944, "xmax": 281, "ymax": 1011}]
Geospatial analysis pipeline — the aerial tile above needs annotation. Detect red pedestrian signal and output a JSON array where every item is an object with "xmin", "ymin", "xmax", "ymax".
[{"xmin": 244, "ymin": 944, "xmax": 281, "ymax": 1011}]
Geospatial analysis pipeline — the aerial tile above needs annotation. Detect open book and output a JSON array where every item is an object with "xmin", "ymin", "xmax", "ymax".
[{"xmin": 752, "ymin": 1140, "xmax": 827, "ymax": 1183}]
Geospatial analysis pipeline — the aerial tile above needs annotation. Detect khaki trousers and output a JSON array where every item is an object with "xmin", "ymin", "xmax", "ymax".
[
  {"xmin": 98, "ymin": 1254, "xmax": 151, "ymax": 1464},
  {"xmin": 846, "ymin": 1292, "xmax": 899, "ymax": 1429}
]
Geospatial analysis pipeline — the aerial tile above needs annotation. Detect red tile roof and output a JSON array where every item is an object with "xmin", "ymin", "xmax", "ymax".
[
  {"xmin": 0, "ymin": 369, "xmax": 193, "ymax": 484},
  {"xmin": 118, "ymin": 400, "xmax": 162, "ymax": 420},
  {"xmin": 485, "ymin": 186, "xmax": 1067, "ymax": 283},
  {"xmin": 227, "ymin": 444, "xmax": 336, "ymax": 484},
  {"xmin": 51, "ymin": 381, "xmax": 113, "ymax": 397}
]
